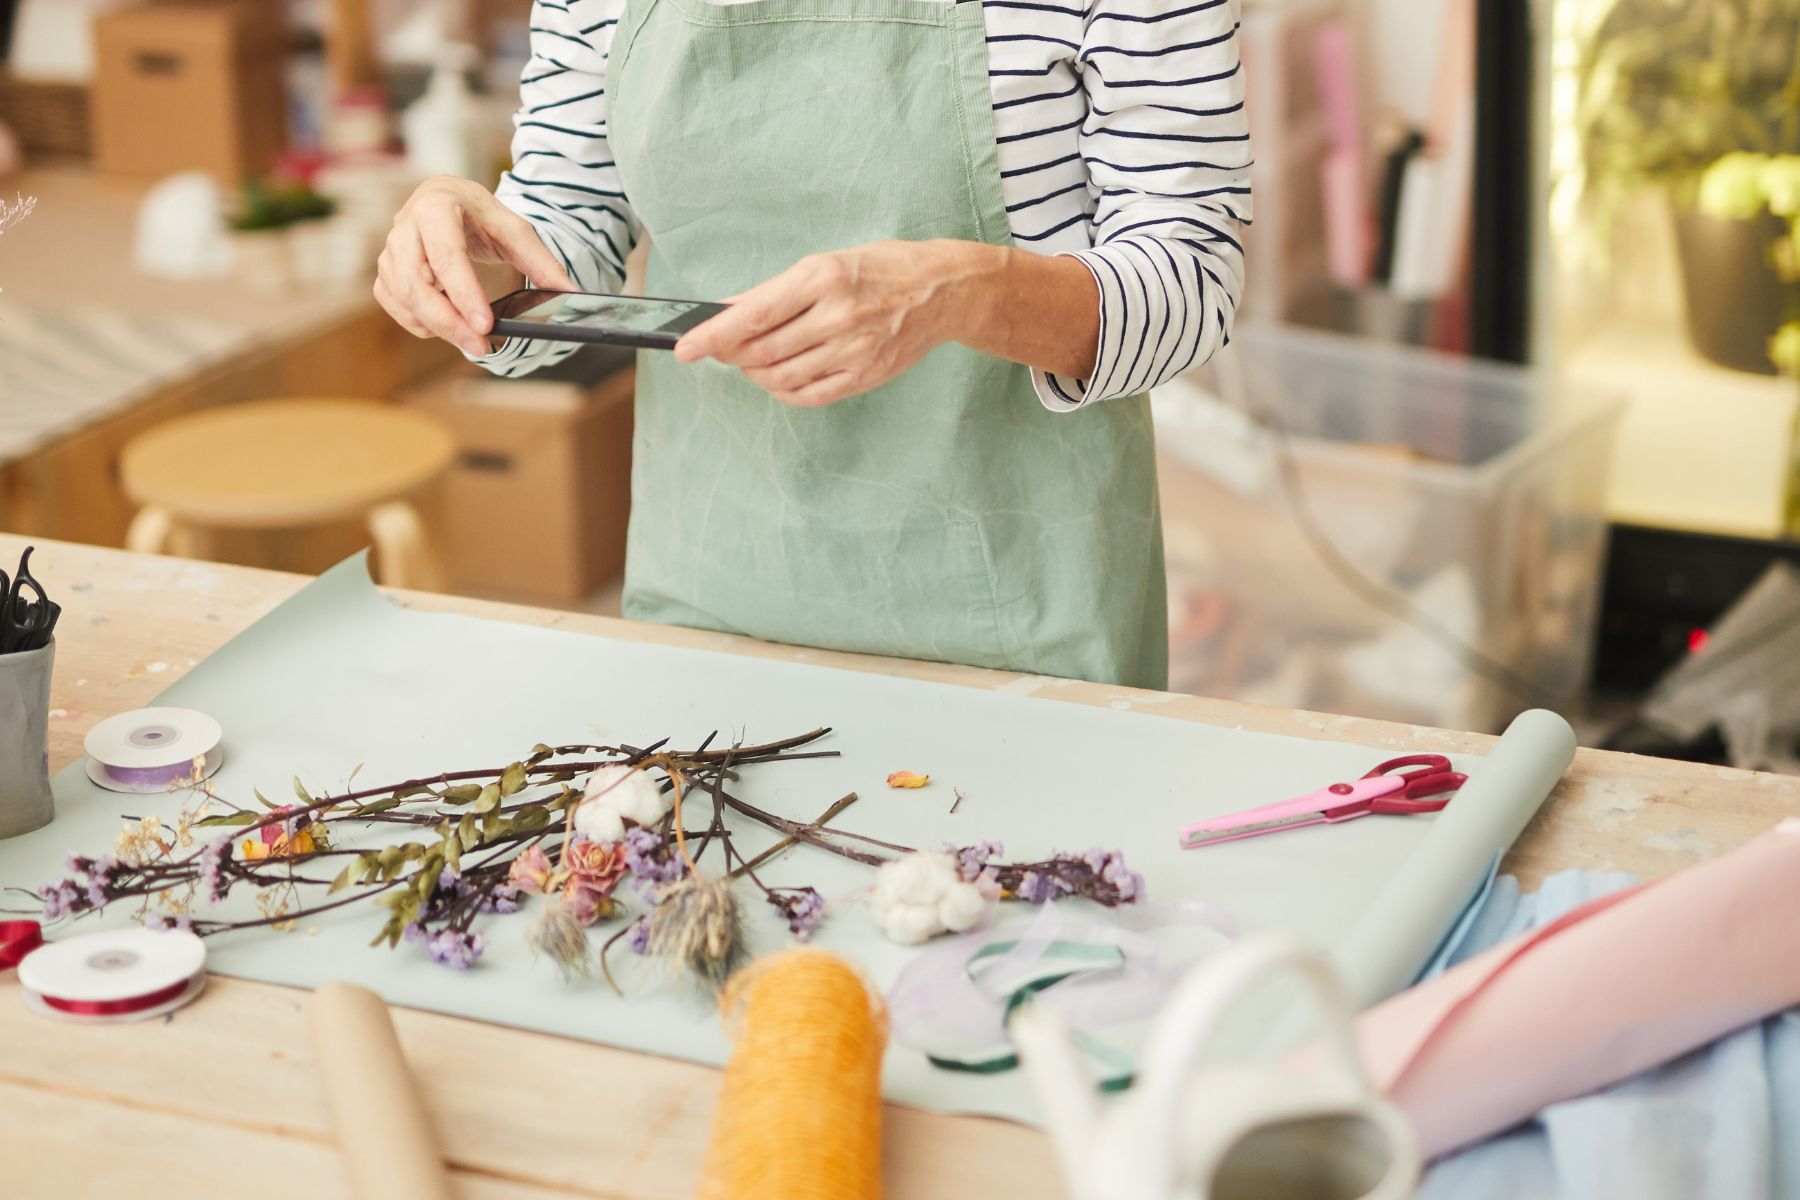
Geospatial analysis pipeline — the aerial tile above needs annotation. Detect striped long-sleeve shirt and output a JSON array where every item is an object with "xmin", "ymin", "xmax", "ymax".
[{"xmin": 480, "ymin": 0, "xmax": 1252, "ymax": 409}]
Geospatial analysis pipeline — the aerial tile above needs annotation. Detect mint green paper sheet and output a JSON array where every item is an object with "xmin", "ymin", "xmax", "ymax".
[{"xmin": 0, "ymin": 558, "xmax": 1575, "ymax": 1122}]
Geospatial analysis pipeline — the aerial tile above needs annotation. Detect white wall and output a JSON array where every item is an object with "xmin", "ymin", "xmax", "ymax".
[{"xmin": 1354, "ymin": 0, "xmax": 1453, "ymax": 127}]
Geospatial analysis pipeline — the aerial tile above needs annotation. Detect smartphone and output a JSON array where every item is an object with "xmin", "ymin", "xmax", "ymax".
[{"xmin": 489, "ymin": 288, "xmax": 728, "ymax": 350}]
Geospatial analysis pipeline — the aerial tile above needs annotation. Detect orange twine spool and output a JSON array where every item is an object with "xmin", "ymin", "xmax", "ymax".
[{"xmin": 699, "ymin": 949, "xmax": 888, "ymax": 1200}]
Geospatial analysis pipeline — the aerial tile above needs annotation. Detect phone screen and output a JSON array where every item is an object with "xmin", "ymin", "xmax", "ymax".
[{"xmin": 490, "ymin": 289, "xmax": 724, "ymax": 341}]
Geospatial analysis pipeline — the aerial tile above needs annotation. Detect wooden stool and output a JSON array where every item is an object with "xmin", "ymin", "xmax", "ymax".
[{"xmin": 121, "ymin": 399, "xmax": 455, "ymax": 590}]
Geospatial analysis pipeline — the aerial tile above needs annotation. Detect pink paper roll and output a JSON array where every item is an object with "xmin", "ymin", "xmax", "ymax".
[
  {"xmin": 1358, "ymin": 819, "xmax": 1800, "ymax": 1158},
  {"xmin": 1313, "ymin": 21, "xmax": 1372, "ymax": 289},
  {"xmin": 1321, "ymin": 148, "xmax": 1373, "ymax": 289},
  {"xmin": 1313, "ymin": 22, "xmax": 1362, "ymax": 152}
]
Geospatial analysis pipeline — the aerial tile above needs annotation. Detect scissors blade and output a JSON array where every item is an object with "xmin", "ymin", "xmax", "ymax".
[
  {"xmin": 1177, "ymin": 775, "xmax": 1405, "ymax": 850},
  {"xmin": 1180, "ymin": 811, "xmax": 1337, "ymax": 848}
]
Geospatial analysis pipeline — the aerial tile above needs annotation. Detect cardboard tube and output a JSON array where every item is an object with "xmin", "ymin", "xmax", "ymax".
[{"xmin": 308, "ymin": 982, "xmax": 455, "ymax": 1200}]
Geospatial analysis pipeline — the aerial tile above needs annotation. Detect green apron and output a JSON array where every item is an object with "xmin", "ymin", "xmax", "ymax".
[{"xmin": 607, "ymin": 0, "xmax": 1168, "ymax": 689}]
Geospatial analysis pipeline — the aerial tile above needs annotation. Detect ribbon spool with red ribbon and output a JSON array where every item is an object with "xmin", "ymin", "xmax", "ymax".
[
  {"xmin": 16, "ymin": 927, "xmax": 206, "ymax": 1023},
  {"xmin": 0, "ymin": 920, "xmax": 43, "ymax": 970},
  {"xmin": 38, "ymin": 975, "xmax": 198, "ymax": 1016}
]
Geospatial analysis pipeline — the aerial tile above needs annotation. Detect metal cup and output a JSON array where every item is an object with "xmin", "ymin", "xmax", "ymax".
[{"xmin": 0, "ymin": 638, "xmax": 55, "ymax": 839}]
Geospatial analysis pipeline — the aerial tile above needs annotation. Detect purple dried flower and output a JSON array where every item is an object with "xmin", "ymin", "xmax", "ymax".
[
  {"xmin": 85, "ymin": 881, "xmax": 108, "ymax": 909},
  {"xmin": 623, "ymin": 825, "xmax": 661, "ymax": 864},
  {"xmin": 403, "ymin": 921, "xmax": 430, "ymax": 944},
  {"xmin": 39, "ymin": 879, "xmax": 78, "ymax": 921},
  {"xmin": 90, "ymin": 855, "xmax": 118, "ymax": 886},
  {"xmin": 1101, "ymin": 858, "xmax": 1144, "ymax": 904},
  {"xmin": 949, "ymin": 841, "xmax": 1004, "ymax": 883},
  {"xmin": 480, "ymin": 884, "xmax": 522, "ymax": 915},
  {"xmin": 173, "ymin": 915, "xmax": 194, "ymax": 933},
  {"xmin": 988, "ymin": 846, "xmax": 1146, "ymax": 909},
  {"xmin": 769, "ymin": 888, "xmax": 826, "ymax": 942},
  {"xmin": 142, "ymin": 913, "xmax": 172, "ymax": 932},
  {"xmin": 1015, "ymin": 870, "xmax": 1056, "ymax": 905},
  {"xmin": 62, "ymin": 851, "xmax": 85, "ymax": 874},
  {"xmin": 427, "ymin": 928, "xmax": 484, "ymax": 970},
  {"xmin": 624, "ymin": 826, "xmax": 682, "ymax": 892},
  {"xmin": 627, "ymin": 914, "xmax": 651, "ymax": 955},
  {"xmin": 1072, "ymin": 847, "xmax": 1145, "ymax": 905},
  {"xmin": 437, "ymin": 866, "xmax": 460, "ymax": 892},
  {"xmin": 197, "ymin": 837, "xmax": 230, "ymax": 903}
]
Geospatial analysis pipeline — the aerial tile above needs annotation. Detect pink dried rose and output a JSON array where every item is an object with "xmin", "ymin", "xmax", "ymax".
[
  {"xmin": 564, "ymin": 839, "xmax": 628, "ymax": 898},
  {"xmin": 259, "ymin": 807, "xmax": 291, "ymax": 847},
  {"xmin": 561, "ymin": 884, "xmax": 617, "ymax": 927},
  {"xmin": 507, "ymin": 844, "xmax": 553, "ymax": 894},
  {"xmin": 561, "ymin": 839, "xmax": 628, "ymax": 926}
]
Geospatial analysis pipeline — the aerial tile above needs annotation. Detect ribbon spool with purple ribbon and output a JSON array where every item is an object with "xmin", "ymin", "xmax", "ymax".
[{"xmin": 83, "ymin": 707, "xmax": 224, "ymax": 794}]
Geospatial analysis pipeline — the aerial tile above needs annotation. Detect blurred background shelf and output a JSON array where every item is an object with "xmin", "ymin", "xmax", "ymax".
[
  {"xmin": 1562, "ymin": 310, "xmax": 1800, "ymax": 542},
  {"xmin": 0, "ymin": 165, "xmax": 462, "ymax": 558}
]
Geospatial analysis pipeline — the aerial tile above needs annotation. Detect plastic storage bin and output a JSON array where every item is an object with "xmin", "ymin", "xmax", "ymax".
[{"xmin": 1154, "ymin": 325, "xmax": 1624, "ymax": 733}]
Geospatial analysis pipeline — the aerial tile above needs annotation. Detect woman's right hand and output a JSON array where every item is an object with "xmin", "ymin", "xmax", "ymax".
[{"xmin": 374, "ymin": 176, "xmax": 578, "ymax": 357}]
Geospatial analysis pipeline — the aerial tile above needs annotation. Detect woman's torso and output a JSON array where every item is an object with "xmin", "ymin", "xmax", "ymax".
[{"xmin": 519, "ymin": 0, "xmax": 1243, "ymax": 256}]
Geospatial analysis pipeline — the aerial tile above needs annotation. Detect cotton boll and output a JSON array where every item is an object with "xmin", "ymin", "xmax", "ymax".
[
  {"xmin": 888, "ymin": 850, "xmax": 953, "ymax": 903},
  {"xmin": 874, "ymin": 857, "xmax": 913, "ymax": 900},
  {"xmin": 871, "ymin": 886, "xmax": 942, "ymax": 946},
  {"xmin": 613, "ymin": 776, "xmax": 669, "ymax": 827},
  {"xmin": 871, "ymin": 852, "xmax": 993, "ymax": 945},
  {"xmin": 888, "ymin": 905, "xmax": 942, "ymax": 946},
  {"xmin": 580, "ymin": 765, "xmax": 624, "ymax": 800},
  {"xmin": 572, "ymin": 802, "xmax": 626, "ymax": 845},
  {"xmin": 870, "ymin": 856, "xmax": 936, "ymax": 945},
  {"xmin": 938, "ymin": 880, "xmax": 990, "ymax": 933},
  {"xmin": 581, "ymin": 765, "xmax": 663, "ymax": 813},
  {"xmin": 574, "ymin": 765, "xmax": 669, "ymax": 844}
]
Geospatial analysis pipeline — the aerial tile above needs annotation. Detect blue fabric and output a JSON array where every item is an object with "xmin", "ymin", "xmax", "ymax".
[
  {"xmin": 1411, "ymin": 851, "xmax": 1503, "ymax": 985},
  {"xmin": 1418, "ymin": 869, "xmax": 1800, "ymax": 1200}
]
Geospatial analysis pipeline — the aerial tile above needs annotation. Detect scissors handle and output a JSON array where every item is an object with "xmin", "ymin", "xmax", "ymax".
[
  {"xmin": 1363, "ymin": 755, "xmax": 1465, "ymax": 814},
  {"xmin": 0, "ymin": 547, "xmax": 52, "ymax": 654}
]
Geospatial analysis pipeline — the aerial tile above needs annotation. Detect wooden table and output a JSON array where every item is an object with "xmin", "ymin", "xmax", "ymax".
[{"xmin": 8, "ymin": 536, "xmax": 1799, "ymax": 1198}]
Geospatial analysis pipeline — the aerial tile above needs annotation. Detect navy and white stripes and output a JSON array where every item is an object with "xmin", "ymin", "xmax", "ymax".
[{"xmin": 482, "ymin": 0, "xmax": 1251, "ymax": 409}]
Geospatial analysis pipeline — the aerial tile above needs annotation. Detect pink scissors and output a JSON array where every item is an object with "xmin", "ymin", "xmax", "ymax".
[{"xmin": 1178, "ymin": 755, "xmax": 1468, "ymax": 850}]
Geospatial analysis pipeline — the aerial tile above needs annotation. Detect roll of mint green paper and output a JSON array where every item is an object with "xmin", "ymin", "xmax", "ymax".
[{"xmin": 1332, "ymin": 708, "xmax": 1577, "ymax": 1006}]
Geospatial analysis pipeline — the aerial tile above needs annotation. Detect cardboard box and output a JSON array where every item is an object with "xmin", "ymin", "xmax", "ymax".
[
  {"xmin": 92, "ymin": 1, "xmax": 286, "ymax": 182},
  {"xmin": 403, "ymin": 347, "xmax": 636, "ymax": 603}
]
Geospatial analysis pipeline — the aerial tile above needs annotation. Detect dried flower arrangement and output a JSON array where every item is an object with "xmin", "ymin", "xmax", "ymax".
[
  {"xmin": 17, "ymin": 729, "xmax": 1145, "ymax": 992},
  {"xmin": 0, "ymin": 193, "xmax": 34, "ymax": 237},
  {"xmin": 1, "ymin": 192, "xmax": 37, "ymax": 297}
]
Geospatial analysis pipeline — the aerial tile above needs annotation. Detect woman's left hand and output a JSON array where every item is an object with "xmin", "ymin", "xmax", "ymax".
[{"xmin": 673, "ymin": 239, "xmax": 996, "ymax": 408}]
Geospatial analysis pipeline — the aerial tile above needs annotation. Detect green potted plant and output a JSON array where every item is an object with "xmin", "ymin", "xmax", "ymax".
[
  {"xmin": 227, "ymin": 176, "xmax": 338, "ymax": 292},
  {"xmin": 1700, "ymin": 151, "xmax": 1800, "ymax": 533},
  {"xmin": 1698, "ymin": 153, "xmax": 1800, "ymax": 365},
  {"xmin": 1572, "ymin": 0, "xmax": 1800, "ymax": 374}
]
